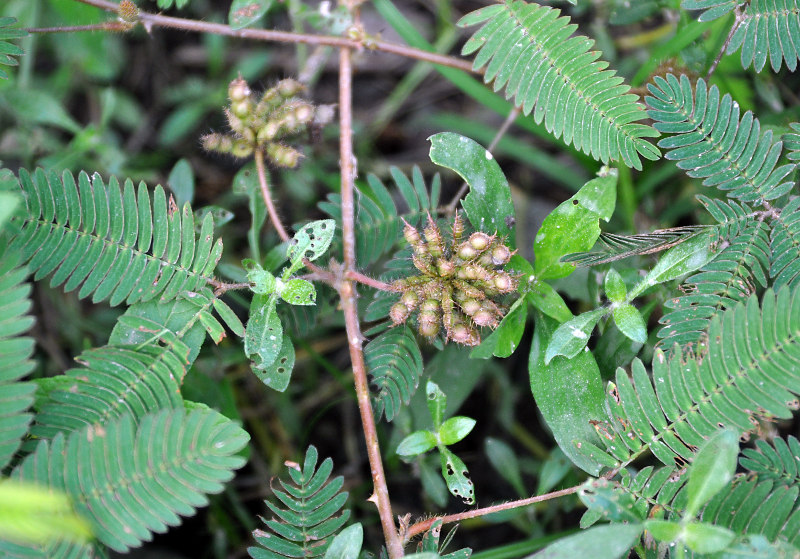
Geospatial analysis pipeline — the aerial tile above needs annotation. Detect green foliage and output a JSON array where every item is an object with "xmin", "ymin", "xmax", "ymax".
[
  {"xmin": 740, "ymin": 436, "xmax": 800, "ymax": 485},
  {"xmin": 0, "ymin": 17, "xmax": 24, "ymax": 80},
  {"xmin": 249, "ymin": 446, "xmax": 350, "ymax": 559},
  {"xmin": 458, "ymin": 1, "xmax": 660, "ymax": 169},
  {"xmin": 728, "ymin": 0, "xmax": 800, "ymax": 72},
  {"xmin": 12, "ymin": 168, "xmax": 222, "ymax": 306},
  {"xmin": 365, "ymin": 326, "xmax": 423, "ymax": 422}
]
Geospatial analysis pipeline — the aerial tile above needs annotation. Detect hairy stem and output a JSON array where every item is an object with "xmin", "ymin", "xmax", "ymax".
[
  {"xmin": 69, "ymin": 0, "xmax": 474, "ymax": 72},
  {"xmin": 405, "ymin": 485, "xmax": 581, "ymax": 541},
  {"xmin": 344, "ymin": 270, "xmax": 394, "ymax": 292},
  {"xmin": 337, "ymin": 45, "xmax": 404, "ymax": 558},
  {"xmin": 254, "ymin": 148, "xmax": 290, "ymax": 243}
]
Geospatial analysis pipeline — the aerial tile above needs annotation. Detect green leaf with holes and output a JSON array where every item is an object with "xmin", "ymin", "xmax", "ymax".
[
  {"xmin": 244, "ymin": 259, "xmax": 277, "ymax": 295},
  {"xmin": 252, "ymin": 335, "xmax": 295, "ymax": 392},
  {"xmin": 534, "ymin": 169, "xmax": 617, "ymax": 280},
  {"xmin": 286, "ymin": 219, "xmax": 336, "ymax": 274},
  {"xmin": 279, "ymin": 278, "xmax": 316, "ymax": 306},
  {"xmin": 244, "ymin": 294, "xmax": 283, "ymax": 371},
  {"xmin": 440, "ymin": 447, "xmax": 475, "ymax": 505}
]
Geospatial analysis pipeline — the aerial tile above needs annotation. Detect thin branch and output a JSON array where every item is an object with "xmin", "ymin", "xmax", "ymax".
[
  {"xmin": 207, "ymin": 278, "xmax": 252, "ymax": 296},
  {"xmin": 70, "ymin": 0, "xmax": 475, "ymax": 72},
  {"xmin": 706, "ymin": 7, "xmax": 743, "ymax": 79},
  {"xmin": 445, "ymin": 106, "xmax": 520, "ymax": 213},
  {"xmin": 405, "ymin": 485, "xmax": 581, "ymax": 541},
  {"xmin": 254, "ymin": 148, "xmax": 290, "ymax": 243},
  {"xmin": 344, "ymin": 270, "xmax": 394, "ymax": 292},
  {"xmin": 337, "ymin": 45, "xmax": 404, "ymax": 559},
  {"xmin": 27, "ymin": 22, "xmax": 132, "ymax": 33}
]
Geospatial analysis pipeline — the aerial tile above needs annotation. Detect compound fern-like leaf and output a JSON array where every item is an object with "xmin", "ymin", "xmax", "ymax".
[
  {"xmin": 12, "ymin": 168, "xmax": 223, "ymax": 306},
  {"xmin": 0, "ymin": 17, "xmax": 25, "ymax": 80},
  {"xmin": 249, "ymin": 445, "xmax": 350, "ymax": 559},
  {"xmin": 740, "ymin": 436, "xmax": 800, "ymax": 486},
  {"xmin": 9, "ymin": 408, "xmax": 248, "ymax": 554},
  {"xmin": 365, "ymin": 326, "xmax": 424, "ymax": 422},
  {"xmin": 769, "ymin": 197, "xmax": 800, "ymax": 290},
  {"xmin": 579, "ymin": 288, "xmax": 800, "ymax": 470},
  {"xmin": 658, "ymin": 197, "xmax": 770, "ymax": 348},
  {"xmin": 728, "ymin": 0, "xmax": 800, "ymax": 72},
  {"xmin": 318, "ymin": 166, "xmax": 439, "ymax": 268},
  {"xmin": 682, "ymin": 0, "xmax": 743, "ymax": 21},
  {"xmin": 647, "ymin": 74, "xmax": 795, "ymax": 205},
  {"xmin": 458, "ymin": 1, "xmax": 660, "ymax": 170},
  {"xmin": 0, "ymin": 226, "xmax": 36, "ymax": 470}
]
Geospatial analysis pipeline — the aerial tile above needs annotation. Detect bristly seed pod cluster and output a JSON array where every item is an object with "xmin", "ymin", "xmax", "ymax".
[
  {"xmin": 389, "ymin": 213, "xmax": 517, "ymax": 346},
  {"xmin": 202, "ymin": 77, "xmax": 332, "ymax": 167}
]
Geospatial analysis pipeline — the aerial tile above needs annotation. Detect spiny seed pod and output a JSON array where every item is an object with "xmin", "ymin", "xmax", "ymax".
[
  {"xmin": 267, "ymin": 144, "xmax": 302, "ymax": 167},
  {"xmin": 449, "ymin": 322, "xmax": 472, "ymax": 344},
  {"xmin": 293, "ymin": 103, "xmax": 315, "ymax": 124},
  {"xmin": 277, "ymin": 78, "xmax": 304, "ymax": 98},
  {"xmin": 493, "ymin": 272, "xmax": 516, "ymax": 293},
  {"xmin": 418, "ymin": 316, "xmax": 440, "ymax": 338},
  {"xmin": 460, "ymin": 298, "xmax": 481, "ymax": 316},
  {"xmin": 228, "ymin": 77, "xmax": 251, "ymax": 103},
  {"xmin": 472, "ymin": 309, "xmax": 497, "ymax": 327},
  {"xmin": 469, "ymin": 232, "xmax": 492, "ymax": 251},
  {"xmin": 436, "ymin": 259, "xmax": 455, "ymax": 277},
  {"xmin": 452, "ymin": 211, "xmax": 465, "ymax": 244},
  {"xmin": 118, "ymin": 0, "xmax": 139, "ymax": 23},
  {"xmin": 491, "ymin": 245, "xmax": 512, "ymax": 266},
  {"xmin": 232, "ymin": 139, "xmax": 254, "ymax": 158},
  {"xmin": 457, "ymin": 242, "xmax": 479, "ymax": 261},
  {"xmin": 390, "ymin": 302, "xmax": 410, "ymax": 325},
  {"xmin": 424, "ymin": 216, "xmax": 444, "ymax": 257},
  {"xmin": 231, "ymin": 99, "xmax": 252, "ymax": 119},
  {"xmin": 400, "ymin": 291, "xmax": 419, "ymax": 310},
  {"xmin": 421, "ymin": 299, "xmax": 440, "ymax": 313}
]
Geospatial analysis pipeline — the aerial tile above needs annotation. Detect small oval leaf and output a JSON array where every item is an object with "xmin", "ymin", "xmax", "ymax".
[
  {"xmin": 438, "ymin": 416, "xmax": 476, "ymax": 445},
  {"xmin": 397, "ymin": 431, "xmax": 438, "ymax": 457},
  {"xmin": 545, "ymin": 308, "xmax": 606, "ymax": 363}
]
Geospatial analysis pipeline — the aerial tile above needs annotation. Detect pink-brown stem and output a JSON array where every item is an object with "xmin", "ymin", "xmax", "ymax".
[
  {"xmin": 337, "ymin": 45, "xmax": 404, "ymax": 558},
  {"xmin": 254, "ymin": 148, "xmax": 290, "ymax": 244},
  {"xmin": 344, "ymin": 271, "xmax": 394, "ymax": 292},
  {"xmin": 405, "ymin": 484, "xmax": 582, "ymax": 541},
  {"xmin": 68, "ymin": 0, "xmax": 475, "ymax": 72}
]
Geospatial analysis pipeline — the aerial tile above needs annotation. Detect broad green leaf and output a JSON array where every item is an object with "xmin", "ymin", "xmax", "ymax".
[
  {"xmin": 534, "ymin": 169, "xmax": 617, "ymax": 280},
  {"xmin": 604, "ymin": 269, "xmax": 626, "ymax": 303},
  {"xmin": 682, "ymin": 522, "xmax": 735, "ymax": 554},
  {"xmin": 244, "ymin": 260, "xmax": 277, "ymax": 295},
  {"xmin": 245, "ymin": 294, "xmax": 282, "ymax": 371},
  {"xmin": 579, "ymin": 478, "xmax": 644, "ymax": 524},
  {"xmin": 3, "ymin": 89, "xmax": 82, "ymax": 133},
  {"xmin": 438, "ymin": 416, "xmax": 476, "ymax": 445},
  {"xmin": 229, "ymin": 0, "xmax": 274, "ymax": 30},
  {"xmin": 530, "ymin": 313, "xmax": 605, "ymax": 475},
  {"xmin": 645, "ymin": 519, "xmax": 682, "ymax": 543},
  {"xmin": 685, "ymin": 429, "xmax": 739, "ymax": 518},
  {"xmin": 611, "ymin": 304, "xmax": 647, "ymax": 344},
  {"xmin": 536, "ymin": 448, "xmax": 571, "ymax": 494},
  {"xmin": 168, "ymin": 158, "xmax": 194, "ymax": 206},
  {"xmin": 634, "ymin": 229, "xmax": 718, "ymax": 295},
  {"xmin": 527, "ymin": 280, "xmax": 573, "ymax": 323},
  {"xmin": 470, "ymin": 297, "xmax": 527, "ymax": 359},
  {"xmin": 323, "ymin": 523, "xmax": 363, "ymax": 559},
  {"xmin": 544, "ymin": 308, "xmax": 606, "ymax": 363},
  {"xmin": 426, "ymin": 381, "xmax": 447, "ymax": 427},
  {"xmin": 0, "ymin": 481, "xmax": 91, "ymax": 546},
  {"xmin": 397, "ymin": 431, "xmax": 437, "ymax": 457},
  {"xmin": 0, "ymin": 192, "xmax": 19, "ymax": 229},
  {"xmin": 279, "ymin": 278, "xmax": 316, "ymax": 306},
  {"xmin": 198, "ymin": 310, "xmax": 226, "ymax": 344},
  {"xmin": 440, "ymin": 447, "xmax": 475, "ymax": 505},
  {"xmin": 428, "ymin": 132, "xmax": 516, "ymax": 248},
  {"xmin": 530, "ymin": 523, "xmax": 643, "ymax": 559},
  {"xmin": 212, "ymin": 298, "xmax": 245, "ymax": 337},
  {"xmin": 485, "ymin": 437, "xmax": 526, "ymax": 496},
  {"xmin": 252, "ymin": 335, "xmax": 295, "ymax": 392},
  {"xmin": 286, "ymin": 219, "xmax": 336, "ymax": 272}
]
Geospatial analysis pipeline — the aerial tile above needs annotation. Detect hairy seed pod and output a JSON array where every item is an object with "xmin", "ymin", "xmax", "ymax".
[
  {"xmin": 258, "ymin": 121, "xmax": 281, "ymax": 143},
  {"xmin": 424, "ymin": 216, "xmax": 444, "ymax": 257},
  {"xmin": 472, "ymin": 309, "xmax": 497, "ymax": 327},
  {"xmin": 421, "ymin": 299, "xmax": 440, "ymax": 313},
  {"xmin": 267, "ymin": 144, "xmax": 302, "ymax": 167},
  {"xmin": 457, "ymin": 242, "xmax": 479, "ymax": 261},
  {"xmin": 412, "ymin": 254, "xmax": 436, "ymax": 277},
  {"xmin": 436, "ymin": 258, "xmax": 455, "ymax": 277},
  {"xmin": 468, "ymin": 232, "xmax": 492, "ymax": 251},
  {"xmin": 449, "ymin": 322, "xmax": 472, "ymax": 344},
  {"xmin": 460, "ymin": 298, "xmax": 481, "ymax": 316},
  {"xmin": 231, "ymin": 99, "xmax": 252, "ymax": 120},
  {"xmin": 118, "ymin": 0, "xmax": 139, "ymax": 23},
  {"xmin": 493, "ymin": 272, "xmax": 516, "ymax": 293},
  {"xmin": 293, "ymin": 103, "xmax": 315, "ymax": 124},
  {"xmin": 232, "ymin": 139, "xmax": 254, "ymax": 158},
  {"xmin": 390, "ymin": 302, "xmax": 410, "ymax": 325},
  {"xmin": 278, "ymin": 78, "xmax": 304, "ymax": 98},
  {"xmin": 228, "ymin": 77, "xmax": 251, "ymax": 103},
  {"xmin": 418, "ymin": 317, "xmax": 440, "ymax": 338},
  {"xmin": 491, "ymin": 245, "xmax": 512, "ymax": 266},
  {"xmin": 402, "ymin": 220, "xmax": 425, "ymax": 254},
  {"xmin": 400, "ymin": 291, "xmax": 419, "ymax": 310},
  {"xmin": 451, "ymin": 211, "xmax": 465, "ymax": 244}
]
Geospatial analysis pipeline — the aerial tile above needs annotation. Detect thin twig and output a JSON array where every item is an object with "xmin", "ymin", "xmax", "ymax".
[
  {"xmin": 445, "ymin": 106, "xmax": 521, "ymax": 213},
  {"xmin": 27, "ymin": 22, "xmax": 132, "ymax": 33},
  {"xmin": 254, "ymin": 148, "xmax": 290, "ymax": 243},
  {"xmin": 706, "ymin": 7, "xmax": 743, "ymax": 79},
  {"xmin": 405, "ymin": 485, "xmax": 582, "ymax": 541},
  {"xmin": 207, "ymin": 278, "xmax": 252, "ymax": 296},
  {"xmin": 344, "ymin": 270, "xmax": 395, "ymax": 292},
  {"xmin": 337, "ymin": 45, "xmax": 404, "ymax": 559},
  {"xmin": 69, "ymin": 0, "xmax": 475, "ymax": 72}
]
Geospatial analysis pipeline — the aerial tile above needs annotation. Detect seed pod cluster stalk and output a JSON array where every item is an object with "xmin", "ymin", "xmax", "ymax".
[
  {"xmin": 201, "ymin": 77, "xmax": 331, "ymax": 167},
  {"xmin": 389, "ymin": 213, "xmax": 517, "ymax": 346}
]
